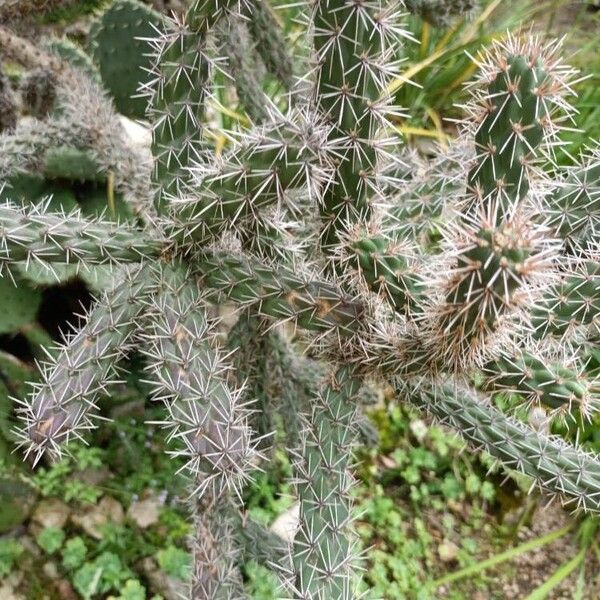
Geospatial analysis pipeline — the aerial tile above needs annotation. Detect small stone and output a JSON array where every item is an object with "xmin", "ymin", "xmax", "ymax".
[
  {"xmin": 438, "ymin": 540, "xmax": 459, "ymax": 563},
  {"xmin": 32, "ymin": 498, "xmax": 70, "ymax": 530},
  {"xmin": 127, "ymin": 498, "xmax": 160, "ymax": 529},
  {"xmin": 71, "ymin": 496, "xmax": 124, "ymax": 539},
  {"xmin": 43, "ymin": 561, "xmax": 59, "ymax": 580},
  {"xmin": 270, "ymin": 503, "xmax": 299, "ymax": 543}
]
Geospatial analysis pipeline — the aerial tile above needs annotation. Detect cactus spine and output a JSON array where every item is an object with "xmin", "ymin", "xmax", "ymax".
[{"xmin": 0, "ymin": 1, "xmax": 598, "ymax": 599}]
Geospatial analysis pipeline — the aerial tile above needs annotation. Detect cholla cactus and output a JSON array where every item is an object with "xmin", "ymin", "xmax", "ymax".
[{"xmin": 1, "ymin": 0, "xmax": 599, "ymax": 598}]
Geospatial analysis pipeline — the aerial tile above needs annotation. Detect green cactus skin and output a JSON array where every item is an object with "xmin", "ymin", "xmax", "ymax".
[
  {"xmin": 141, "ymin": 263, "xmax": 257, "ymax": 499},
  {"xmin": 195, "ymin": 250, "xmax": 364, "ymax": 336},
  {"xmin": 4, "ymin": 1, "xmax": 600, "ymax": 597},
  {"xmin": 172, "ymin": 107, "xmax": 332, "ymax": 247},
  {"xmin": 343, "ymin": 230, "xmax": 423, "ymax": 315},
  {"xmin": 313, "ymin": 0, "xmax": 403, "ymax": 249},
  {"xmin": 483, "ymin": 350, "xmax": 599, "ymax": 418},
  {"xmin": 531, "ymin": 259, "xmax": 600, "ymax": 339},
  {"xmin": 426, "ymin": 214, "xmax": 554, "ymax": 370},
  {"xmin": 0, "ymin": 273, "xmax": 41, "ymax": 335},
  {"xmin": 291, "ymin": 365, "xmax": 361, "ymax": 598},
  {"xmin": 43, "ymin": 38, "xmax": 102, "ymax": 84},
  {"xmin": 146, "ymin": 0, "xmax": 238, "ymax": 211},
  {"xmin": 246, "ymin": 0, "xmax": 295, "ymax": 91},
  {"xmin": 42, "ymin": 146, "xmax": 104, "ymax": 182},
  {"xmin": 404, "ymin": 0, "xmax": 478, "ymax": 27},
  {"xmin": 20, "ymin": 68, "xmax": 57, "ymax": 119},
  {"xmin": 546, "ymin": 150, "xmax": 600, "ymax": 245},
  {"xmin": 464, "ymin": 38, "xmax": 576, "ymax": 217},
  {"xmin": 403, "ymin": 380, "xmax": 600, "ymax": 514},
  {"xmin": 0, "ymin": 202, "xmax": 161, "ymax": 269},
  {"xmin": 89, "ymin": 0, "xmax": 164, "ymax": 119},
  {"xmin": 16, "ymin": 265, "xmax": 150, "ymax": 463},
  {"xmin": 216, "ymin": 16, "xmax": 268, "ymax": 123}
]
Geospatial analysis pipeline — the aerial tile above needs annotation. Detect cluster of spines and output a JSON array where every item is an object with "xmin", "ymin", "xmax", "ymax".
[
  {"xmin": 0, "ymin": 64, "xmax": 18, "ymax": 133},
  {"xmin": 286, "ymin": 365, "xmax": 361, "ymax": 599},
  {"xmin": 1, "ymin": 2, "xmax": 600, "ymax": 598},
  {"xmin": 0, "ymin": 201, "xmax": 161, "ymax": 274},
  {"xmin": 140, "ymin": 263, "xmax": 258, "ymax": 500},
  {"xmin": 15, "ymin": 265, "xmax": 149, "ymax": 463}
]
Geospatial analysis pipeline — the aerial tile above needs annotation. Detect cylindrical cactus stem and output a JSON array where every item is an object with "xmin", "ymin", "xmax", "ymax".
[
  {"xmin": 145, "ymin": 0, "xmax": 241, "ymax": 211},
  {"xmin": 531, "ymin": 255, "xmax": 600, "ymax": 340},
  {"xmin": 545, "ymin": 148, "xmax": 600, "ymax": 245},
  {"xmin": 0, "ymin": 65, "xmax": 18, "ymax": 133},
  {"xmin": 0, "ymin": 25, "xmax": 67, "ymax": 74},
  {"xmin": 246, "ymin": 0, "xmax": 295, "ymax": 91},
  {"xmin": 171, "ymin": 107, "xmax": 333, "ymax": 246},
  {"xmin": 194, "ymin": 250, "xmax": 364, "ymax": 336},
  {"xmin": 20, "ymin": 68, "xmax": 57, "ymax": 119},
  {"xmin": 141, "ymin": 263, "xmax": 258, "ymax": 499},
  {"xmin": 313, "ymin": 0, "xmax": 408, "ymax": 248},
  {"xmin": 15, "ymin": 265, "xmax": 150, "ymax": 463},
  {"xmin": 423, "ymin": 208, "xmax": 556, "ymax": 370},
  {"xmin": 216, "ymin": 16, "xmax": 268, "ymax": 123},
  {"xmin": 289, "ymin": 364, "xmax": 362, "ymax": 598},
  {"xmin": 463, "ymin": 35, "xmax": 576, "ymax": 217},
  {"xmin": 1, "ymin": 68, "xmax": 155, "ymax": 221},
  {"xmin": 401, "ymin": 379, "xmax": 600, "ymax": 514},
  {"xmin": 0, "ymin": 1, "xmax": 77, "ymax": 23},
  {"xmin": 340, "ymin": 226, "xmax": 424, "ymax": 316},
  {"xmin": 191, "ymin": 494, "xmax": 246, "ymax": 600},
  {"xmin": 404, "ymin": 0, "xmax": 478, "ymax": 26},
  {"xmin": 0, "ymin": 201, "xmax": 162, "ymax": 271},
  {"xmin": 483, "ymin": 349, "xmax": 600, "ymax": 420}
]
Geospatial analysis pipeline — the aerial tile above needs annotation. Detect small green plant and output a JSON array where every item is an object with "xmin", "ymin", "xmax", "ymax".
[
  {"xmin": 61, "ymin": 536, "xmax": 88, "ymax": 570},
  {"xmin": 155, "ymin": 545, "xmax": 192, "ymax": 581},
  {"xmin": 0, "ymin": 538, "xmax": 24, "ymax": 578},
  {"xmin": 36, "ymin": 525, "xmax": 66, "ymax": 554},
  {"xmin": 0, "ymin": 0, "xmax": 598, "ymax": 598}
]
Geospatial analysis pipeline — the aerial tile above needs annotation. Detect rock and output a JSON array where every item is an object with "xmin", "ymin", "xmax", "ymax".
[
  {"xmin": 438, "ymin": 540, "xmax": 459, "ymax": 563},
  {"xmin": 54, "ymin": 580, "xmax": 78, "ymax": 600},
  {"xmin": 43, "ymin": 561, "xmax": 59, "ymax": 580},
  {"xmin": 32, "ymin": 498, "xmax": 70, "ymax": 530},
  {"xmin": 127, "ymin": 498, "xmax": 160, "ymax": 529},
  {"xmin": 71, "ymin": 496, "xmax": 124, "ymax": 539},
  {"xmin": 0, "ymin": 572, "xmax": 25, "ymax": 600},
  {"xmin": 270, "ymin": 503, "xmax": 299, "ymax": 543}
]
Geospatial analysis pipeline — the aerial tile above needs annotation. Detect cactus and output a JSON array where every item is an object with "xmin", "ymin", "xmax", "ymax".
[
  {"xmin": 405, "ymin": 0, "xmax": 478, "ymax": 26},
  {"xmin": 0, "ymin": 65, "xmax": 18, "ymax": 133},
  {"xmin": 0, "ymin": 1, "xmax": 597, "ymax": 599},
  {"xmin": 88, "ymin": 0, "xmax": 164, "ymax": 119},
  {"xmin": 20, "ymin": 68, "xmax": 57, "ymax": 119}
]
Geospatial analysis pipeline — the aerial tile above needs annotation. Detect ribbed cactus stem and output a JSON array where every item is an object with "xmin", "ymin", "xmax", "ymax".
[
  {"xmin": 191, "ymin": 495, "xmax": 246, "ymax": 599},
  {"xmin": 172, "ymin": 107, "xmax": 332, "ymax": 245},
  {"xmin": 531, "ymin": 257, "xmax": 600, "ymax": 339},
  {"xmin": 314, "ymin": 0, "xmax": 406, "ymax": 248},
  {"xmin": 16, "ymin": 265, "xmax": 149, "ymax": 463},
  {"xmin": 425, "ymin": 210, "xmax": 555, "ymax": 369},
  {"xmin": 216, "ymin": 16, "xmax": 268, "ymax": 123},
  {"xmin": 464, "ymin": 36, "xmax": 576, "ymax": 217},
  {"xmin": 0, "ymin": 201, "xmax": 161, "ymax": 271},
  {"xmin": 195, "ymin": 250, "xmax": 364, "ymax": 335},
  {"xmin": 142, "ymin": 263, "xmax": 258, "ymax": 499},
  {"xmin": 291, "ymin": 364, "xmax": 361, "ymax": 599},
  {"xmin": 546, "ymin": 148, "xmax": 600, "ymax": 245},
  {"xmin": 342, "ymin": 228, "xmax": 423, "ymax": 316},
  {"xmin": 0, "ymin": 65, "xmax": 17, "ymax": 133},
  {"xmin": 402, "ymin": 380, "xmax": 600, "ymax": 514},
  {"xmin": 246, "ymin": 0, "xmax": 295, "ymax": 91},
  {"xmin": 483, "ymin": 350, "xmax": 599, "ymax": 419}
]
